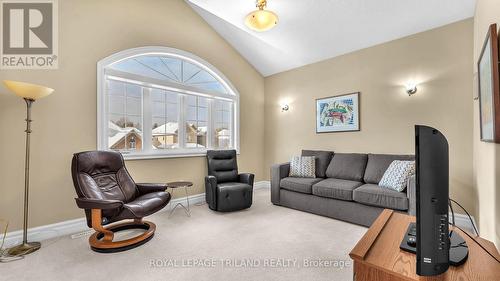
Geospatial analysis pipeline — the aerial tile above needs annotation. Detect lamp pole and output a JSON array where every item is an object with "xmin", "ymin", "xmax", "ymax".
[
  {"xmin": 3, "ymin": 80, "xmax": 53, "ymax": 256},
  {"xmin": 7, "ymin": 98, "xmax": 41, "ymax": 256}
]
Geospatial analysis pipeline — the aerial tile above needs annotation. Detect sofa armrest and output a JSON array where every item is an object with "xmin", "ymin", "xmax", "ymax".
[
  {"xmin": 407, "ymin": 175, "xmax": 416, "ymax": 216},
  {"xmin": 75, "ymin": 198, "xmax": 123, "ymax": 210},
  {"xmin": 239, "ymin": 173, "xmax": 255, "ymax": 186},
  {"xmin": 271, "ymin": 162, "xmax": 290, "ymax": 205},
  {"xmin": 205, "ymin": 175, "xmax": 218, "ymax": 210},
  {"xmin": 136, "ymin": 183, "xmax": 168, "ymax": 195}
]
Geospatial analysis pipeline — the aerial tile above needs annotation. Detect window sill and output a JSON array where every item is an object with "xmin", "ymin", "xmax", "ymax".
[{"xmin": 120, "ymin": 150, "xmax": 239, "ymax": 160}]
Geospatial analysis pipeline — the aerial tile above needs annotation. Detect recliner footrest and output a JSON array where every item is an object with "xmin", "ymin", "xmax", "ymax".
[{"xmin": 215, "ymin": 183, "xmax": 253, "ymax": 212}]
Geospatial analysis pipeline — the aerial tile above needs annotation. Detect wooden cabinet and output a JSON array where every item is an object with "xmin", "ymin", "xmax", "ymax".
[{"xmin": 349, "ymin": 209, "xmax": 500, "ymax": 281}]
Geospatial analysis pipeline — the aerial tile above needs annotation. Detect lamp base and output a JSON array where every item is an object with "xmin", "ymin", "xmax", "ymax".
[{"xmin": 6, "ymin": 242, "xmax": 41, "ymax": 256}]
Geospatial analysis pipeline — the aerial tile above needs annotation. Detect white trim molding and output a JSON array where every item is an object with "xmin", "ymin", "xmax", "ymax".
[
  {"xmin": 254, "ymin": 180, "xmax": 270, "ymax": 190},
  {"xmin": 452, "ymin": 213, "xmax": 478, "ymax": 235},
  {"xmin": 4, "ymin": 181, "xmax": 474, "ymax": 250},
  {"xmin": 1, "ymin": 192, "xmax": 205, "ymax": 247},
  {"xmin": 1, "ymin": 181, "xmax": 269, "ymax": 247},
  {"xmin": 97, "ymin": 46, "xmax": 240, "ymax": 160}
]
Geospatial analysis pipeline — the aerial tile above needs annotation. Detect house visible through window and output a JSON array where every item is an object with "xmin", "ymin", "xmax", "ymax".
[{"xmin": 97, "ymin": 47, "xmax": 239, "ymax": 159}]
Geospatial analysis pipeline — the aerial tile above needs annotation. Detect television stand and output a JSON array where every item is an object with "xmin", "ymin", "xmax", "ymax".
[
  {"xmin": 400, "ymin": 222, "xmax": 469, "ymax": 266},
  {"xmin": 349, "ymin": 210, "xmax": 500, "ymax": 281}
]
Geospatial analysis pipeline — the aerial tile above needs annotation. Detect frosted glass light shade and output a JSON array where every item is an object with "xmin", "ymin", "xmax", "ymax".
[
  {"xmin": 3, "ymin": 80, "xmax": 54, "ymax": 100},
  {"xmin": 245, "ymin": 9, "xmax": 278, "ymax": 32}
]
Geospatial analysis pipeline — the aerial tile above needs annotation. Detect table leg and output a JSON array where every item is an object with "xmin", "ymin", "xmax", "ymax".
[
  {"xmin": 184, "ymin": 186, "xmax": 191, "ymax": 217},
  {"xmin": 169, "ymin": 186, "xmax": 191, "ymax": 218}
]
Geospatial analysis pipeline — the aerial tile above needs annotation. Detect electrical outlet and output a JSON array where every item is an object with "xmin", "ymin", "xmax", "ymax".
[{"xmin": 70, "ymin": 229, "xmax": 93, "ymax": 239}]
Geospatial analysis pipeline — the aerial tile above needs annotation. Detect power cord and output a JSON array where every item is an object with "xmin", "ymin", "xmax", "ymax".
[
  {"xmin": 450, "ymin": 223, "xmax": 500, "ymax": 264},
  {"xmin": 0, "ymin": 219, "xmax": 24, "ymax": 263},
  {"xmin": 448, "ymin": 199, "xmax": 499, "ymax": 264},
  {"xmin": 448, "ymin": 199, "xmax": 455, "ymax": 226}
]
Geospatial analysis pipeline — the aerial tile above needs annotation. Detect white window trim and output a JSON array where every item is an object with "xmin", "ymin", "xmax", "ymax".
[{"xmin": 97, "ymin": 46, "xmax": 240, "ymax": 159}]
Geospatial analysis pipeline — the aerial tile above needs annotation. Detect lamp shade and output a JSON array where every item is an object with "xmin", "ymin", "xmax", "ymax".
[{"xmin": 3, "ymin": 80, "xmax": 54, "ymax": 100}]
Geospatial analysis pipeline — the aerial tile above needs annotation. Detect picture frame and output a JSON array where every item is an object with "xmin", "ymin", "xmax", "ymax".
[
  {"xmin": 316, "ymin": 92, "xmax": 360, "ymax": 133},
  {"xmin": 478, "ymin": 23, "xmax": 500, "ymax": 143}
]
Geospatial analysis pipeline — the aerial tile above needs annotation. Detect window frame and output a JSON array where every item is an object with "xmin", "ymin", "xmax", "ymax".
[{"xmin": 97, "ymin": 46, "xmax": 240, "ymax": 160}]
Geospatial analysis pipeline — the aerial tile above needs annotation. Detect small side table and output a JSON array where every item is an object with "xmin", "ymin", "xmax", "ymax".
[{"xmin": 166, "ymin": 181, "xmax": 193, "ymax": 217}]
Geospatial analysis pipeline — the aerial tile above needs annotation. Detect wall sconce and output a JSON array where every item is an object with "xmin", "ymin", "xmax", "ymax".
[
  {"xmin": 281, "ymin": 104, "xmax": 289, "ymax": 112},
  {"xmin": 405, "ymin": 82, "xmax": 418, "ymax": 96}
]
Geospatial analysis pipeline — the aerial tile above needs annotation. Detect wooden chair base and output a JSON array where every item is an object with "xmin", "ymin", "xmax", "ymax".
[{"xmin": 88, "ymin": 209, "xmax": 156, "ymax": 253}]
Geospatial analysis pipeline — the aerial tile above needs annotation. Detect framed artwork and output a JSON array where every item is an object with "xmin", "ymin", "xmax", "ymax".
[
  {"xmin": 478, "ymin": 23, "xmax": 500, "ymax": 143},
  {"xmin": 316, "ymin": 92, "xmax": 360, "ymax": 133}
]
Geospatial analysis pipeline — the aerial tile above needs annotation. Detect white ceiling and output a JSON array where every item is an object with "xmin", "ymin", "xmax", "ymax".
[{"xmin": 187, "ymin": 0, "xmax": 476, "ymax": 77}]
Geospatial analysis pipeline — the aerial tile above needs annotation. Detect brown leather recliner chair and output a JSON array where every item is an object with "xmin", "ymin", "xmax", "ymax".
[{"xmin": 71, "ymin": 151, "xmax": 171, "ymax": 253}]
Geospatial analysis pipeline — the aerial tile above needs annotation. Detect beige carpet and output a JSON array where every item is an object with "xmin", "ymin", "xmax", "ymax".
[{"xmin": 1, "ymin": 188, "xmax": 367, "ymax": 281}]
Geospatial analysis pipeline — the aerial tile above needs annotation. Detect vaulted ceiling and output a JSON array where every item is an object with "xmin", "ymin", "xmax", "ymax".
[{"xmin": 187, "ymin": 0, "xmax": 476, "ymax": 77}]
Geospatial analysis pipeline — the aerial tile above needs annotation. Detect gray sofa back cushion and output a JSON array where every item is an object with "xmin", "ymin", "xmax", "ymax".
[
  {"xmin": 325, "ymin": 153, "xmax": 368, "ymax": 182},
  {"xmin": 363, "ymin": 154, "xmax": 415, "ymax": 184},
  {"xmin": 301, "ymin": 150, "xmax": 334, "ymax": 178}
]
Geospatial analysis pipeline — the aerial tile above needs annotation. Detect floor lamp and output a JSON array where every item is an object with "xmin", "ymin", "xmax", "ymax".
[{"xmin": 3, "ymin": 80, "xmax": 54, "ymax": 256}]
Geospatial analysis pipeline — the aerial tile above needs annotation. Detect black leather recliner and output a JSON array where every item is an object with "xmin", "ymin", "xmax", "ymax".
[{"xmin": 205, "ymin": 150, "xmax": 254, "ymax": 212}]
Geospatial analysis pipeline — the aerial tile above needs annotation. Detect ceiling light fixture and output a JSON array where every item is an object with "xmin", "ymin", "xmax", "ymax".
[
  {"xmin": 245, "ymin": 0, "xmax": 278, "ymax": 32},
  {"xmin": 405, "ymin": 82, "xmax": 418, "ymax": 96}
]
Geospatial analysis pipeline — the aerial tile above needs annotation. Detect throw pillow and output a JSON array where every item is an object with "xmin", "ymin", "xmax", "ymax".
[
  {"xmin": 289, "ymin": 156, "xmax": 316, "ymax": 178},
  {"xmin": 378, "ymin": 160, "xmax": 415, "ymax": 192},
  {"xmin": 301, "ymin": 150, "xmax": 333, "ymax": 178}
]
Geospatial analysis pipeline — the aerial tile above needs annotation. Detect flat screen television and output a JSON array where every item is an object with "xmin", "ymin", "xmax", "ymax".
[
  {"xmin": 400, "ymin": 125, "xmax": 468, "ymax": 276},
  {"xmin": 415, "ymin": 125, "xmax": 450, "ymax": 275}
]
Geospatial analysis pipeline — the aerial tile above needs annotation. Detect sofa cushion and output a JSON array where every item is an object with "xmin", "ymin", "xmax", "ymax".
[
  {"xmin": 312, "ymin": 178, "xmax": 363, "ymax": 201},
  {"xmin": 325, "ymin": 153, "xmax": 368, "ymax": 181},
  {"xmin": 302, "ymin": 150, "xmax": 334, "ymax": 178},
  {"xmin": 363, "ymin": 154, "xmax": 414, "ymax": 184},
  {"xmin": 280, "ymin": 177, "xmax": 323, "ymax": 194},
  {"xmin": 353, "ymin": 184, "xmax": 408, "ymax": 210}
]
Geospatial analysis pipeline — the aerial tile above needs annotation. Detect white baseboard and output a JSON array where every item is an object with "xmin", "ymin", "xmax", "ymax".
[
  {"xmin": 254, "ymin": 180, "xmax": 270, "ymax": 189},
  {"xmin": 3, "ymin": 180, "xmax": 473, "ymax": 249},
  {"xmin": 1, "ymin": 217, "xmax": 89, "ymax": 248},
  {"xmin": 451, "ymin": 212, "xmax": 477, "ymax": 235},
  {"xmin": 1, "ymin": 181, "xmax": 270, "ymax": 247}
]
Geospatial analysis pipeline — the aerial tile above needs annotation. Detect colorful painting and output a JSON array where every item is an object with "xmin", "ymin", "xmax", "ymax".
[{"xmin": 316, "ymin": 92, "xmax": 359, "ymax": 133}]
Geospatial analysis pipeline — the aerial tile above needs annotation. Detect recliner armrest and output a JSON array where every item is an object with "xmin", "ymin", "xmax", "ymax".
[
  {"xmin": 75, "ymin": 198, "xmax": 123, "ymax": 210},
  {"xmin": 270, "ymin": 162, "xmax": 290, "ymax": 205},
  {"xmin": 239, "ymin": 173, "xmax": 255, "ymax": 186},
  {"xmin": 136, "ymin": 183, "xmax": 168, "ymax": 194},
  {"xmin": 205, "ymin": 175, "xmax": 218, "ymax": 210},
  {"xmin": 206, "ymin": 175, "xmax": 217, "ymax": 186}
]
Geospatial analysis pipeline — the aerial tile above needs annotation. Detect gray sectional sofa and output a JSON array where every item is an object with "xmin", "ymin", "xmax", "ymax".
[{"xmin": 271, "ymin": 150, "xmax": 415, "ymax": 227}]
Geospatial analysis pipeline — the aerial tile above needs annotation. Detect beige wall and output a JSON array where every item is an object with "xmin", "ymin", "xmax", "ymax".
[
  {"xmin": 0, "ymin": 1, "xmax": 488, "ymax": 246},
  {"xmin": 0, "ymin": 0, "xmax": 265, "ymax": 231},
  {"xmin": 473, "ymin": 0, "xmax": 500, "ymax": 248},
  {"xmin": 264, "ymin": 20, "xmax": 475, "ymax": 216}
]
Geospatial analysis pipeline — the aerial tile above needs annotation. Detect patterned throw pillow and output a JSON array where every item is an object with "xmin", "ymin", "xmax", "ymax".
[
  {"xmin": 378, "ymin": 160, "xmax": 415, "ymax": 192},
  {"xmin": 289, "ymin": 156, "xmax": 316, "ymax": 178}
]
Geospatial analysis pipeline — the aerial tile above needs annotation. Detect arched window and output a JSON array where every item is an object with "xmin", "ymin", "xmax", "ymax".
[{"xmin": 97, "ymin": 47, "xmax": 239, "ymax": 159}]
